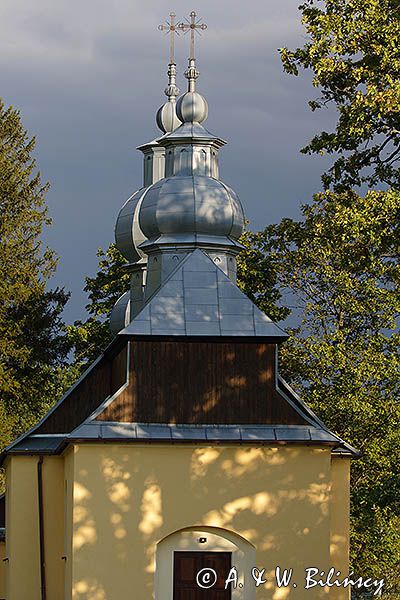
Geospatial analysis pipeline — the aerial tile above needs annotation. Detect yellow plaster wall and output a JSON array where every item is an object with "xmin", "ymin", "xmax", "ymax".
[
  {"xmin": 5, "ymin": 457, "xmax": 41, "ymax": 600},
  {"xmin": 70, "ymin": 444, "xmax": 349, "ymax": 600},
  {"xmin": 42, "ymin": 457, "xmax": 66, "ymax": 599},
  {"xmin": 2, "ymin": 445, "xmax": 351, "ymax": 600},
  {"xmin": 64, "ymin": 447, "xmax": 75, "ymax": 600},
  {"xmin": 0, "ymin": 541, "xmax": 6, "ymax": 600},
  {"xmin": 5, "ymin": 456, "xmax": 66, "ymax": 600},
  {"xmin": 329, "ymin": 457, "xmax": 351, "ymax": 600}
]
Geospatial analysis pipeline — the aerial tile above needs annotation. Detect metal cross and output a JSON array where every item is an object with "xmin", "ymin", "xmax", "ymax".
[
  {"xmin": 158, "ymin": 12, "xmax": 179, "ymax": 64},
  {"xmin": 177, "ymin": 11, "xmax": 207, "ymax": 60}
]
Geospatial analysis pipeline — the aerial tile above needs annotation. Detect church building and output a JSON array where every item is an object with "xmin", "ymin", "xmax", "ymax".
[{"xmin": 0, "ymin": 12, "xmax": 357, "ymax": 600}]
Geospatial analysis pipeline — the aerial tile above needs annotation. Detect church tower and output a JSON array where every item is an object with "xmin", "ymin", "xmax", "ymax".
[{"xmin": 0, "ymin": 13, "xmax": 356, "ymax": 600}]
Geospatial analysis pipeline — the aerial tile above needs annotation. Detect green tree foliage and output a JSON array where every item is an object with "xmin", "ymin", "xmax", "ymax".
[
  {"xmin": 0, "ymin": 99, "xmax": 71, "ymax": 448},
  {"xmin": 280, "ymin": 0, "xmax": 400, "ymax": 190},
  {"xmin": 248, "ymin": 188, "xmax": 400, "ymax": 597},
  {"xmin": 67, "ymin": 244, "xmax": 130, "ymax": 366},
  {"xmin": 278, "ymin": 4, "xmax": 400, "ymax": 592},
  {"xmin": 237, "ymin": 231, "xmax": 290, "ymax": 323}
]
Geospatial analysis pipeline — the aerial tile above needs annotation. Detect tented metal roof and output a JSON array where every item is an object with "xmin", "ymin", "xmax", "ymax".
[{"xmin": 119, "ymin": 249, "xmax": 288, "ymax": 339}]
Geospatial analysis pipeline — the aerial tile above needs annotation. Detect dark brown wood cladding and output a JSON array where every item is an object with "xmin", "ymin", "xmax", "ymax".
[
  {"xmin": 96, "ymin": 340, "xmax": 307, "ymax": 426},
  {"xmin": 111, "ymin": 344, "xmax": 128, "ymax": 393},
  {"xmin": 36, "ymin": 345, "xmax": 128, "ymax": 434}
]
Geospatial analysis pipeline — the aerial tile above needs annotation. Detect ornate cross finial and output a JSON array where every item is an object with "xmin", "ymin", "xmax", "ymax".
[
  {"xmin": 177, "ymin": 11, "xmax": 207, "ymax": 60},
  {"xmin": 158, "ymin": 12, "xmax": 179, "ymax": 64}
]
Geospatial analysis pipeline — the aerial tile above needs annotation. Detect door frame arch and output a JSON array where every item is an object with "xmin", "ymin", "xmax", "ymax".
[{"xmin": 155, "ymin": 525, "xmax": 256, "ymax": 600}]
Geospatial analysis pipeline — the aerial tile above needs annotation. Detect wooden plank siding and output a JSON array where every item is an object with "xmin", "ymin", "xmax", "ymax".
[
  {"xmin": 96, "ymin": 340, "xmax": 307, "ymax": 426},
  {"xmin": 33, "ymin": 339, "xmax": 307, "ymax": 434},
  {"xmin": 36, "ymin": 345, "xmax": 128, "ymax": 434}
]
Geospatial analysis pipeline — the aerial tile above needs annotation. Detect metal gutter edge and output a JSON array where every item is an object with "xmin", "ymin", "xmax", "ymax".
[{"xmin": 66, "ymin": 436, "xmax": 341, "ymax": 447}]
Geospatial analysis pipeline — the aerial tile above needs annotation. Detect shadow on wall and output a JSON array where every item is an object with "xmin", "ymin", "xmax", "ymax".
[{"xmin": 70, "ymin": 444, "xmax": 335, "ymax": 600}]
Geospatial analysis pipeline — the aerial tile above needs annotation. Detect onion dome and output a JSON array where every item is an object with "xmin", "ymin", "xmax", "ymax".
[
  {"xmin": 115, "ymin": 188, "xmax": 148, "ymax": 264},
  {"xmin": 156, "ymin": 63, "xmax": 181, "ymax": 133},
  {"xmin": 176, "ymin": 92, "xmax": 208, "ymax": 124},
  {"xmin": 137, "ymin": 55, "xmax": 245, "ymax": 254},
  {"xmin": 138, "ymin": 176, "xmax": 244, "ymax": 251},
  {"xmin": 109, "ymin": 291, "xmax": 130, "ymax": 335},
  {"xmin": 156, "ymin": 101, "xmax": 181, "ymax": 134},
  {"xmin": 176, "ymin": 59, "xmax": 208, "ymax": 124}
]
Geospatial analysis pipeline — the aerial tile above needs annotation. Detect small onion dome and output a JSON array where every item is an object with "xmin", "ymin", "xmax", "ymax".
[
  {"xmin": 176, "ymin": 91, "xmax": 208, "ymax": 124},
  {"xmin": 156, "ymin": 101, "xmax": 181, "ymax": 134},
  {"xmin": 115, "ymin": 188, "xmax": 148, "ymax": 263},
  {"xmin": 139, "ymin": 175, "xmax": 244, "ymax": 243},
  {"xmin": 109, "ymin": 291, "xmax": 130, "ymax": 335}
]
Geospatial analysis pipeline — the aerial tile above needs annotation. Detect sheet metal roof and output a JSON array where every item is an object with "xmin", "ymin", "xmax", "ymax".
[
  {"xmin": 119, "ymin": 249, "xmax": 288, "ymax": 339},
  {"xmin": 68, "ymin": 422, "xmax": 343, "ymax": 445},
  {"xmin": 2, "ymin": 423, "xmax": 357, "ymax": 456},
  {"xmin": 4, "ymin": 436, "xmax": 65, "ymax": 454}
]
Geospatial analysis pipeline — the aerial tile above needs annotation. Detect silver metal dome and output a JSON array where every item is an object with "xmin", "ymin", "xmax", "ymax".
[
  {"xmin": 176, "ymin": 91, "xmax": 208, "ymax": 124},
  {"xmin": 138, "ymin": 175, "xmax": 244, "ymax": 244},
  {"xmin": 156, "ymin": 62, "xmax": 181, "ymax": 133},
  {"xmin": 156, "ymin": 101, "xmax": 181, "ymax": 134},
  {"xmin": 115, "ymin": 188, "xmax": 148, "ymax": 263},
  {"xmin": 109, "ymin": 291, "xmax": 130, "ymax": 335}
]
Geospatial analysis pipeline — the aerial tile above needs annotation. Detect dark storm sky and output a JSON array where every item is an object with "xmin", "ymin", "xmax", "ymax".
[{"xmin": 0, "ymin": 0, "xmax": 336, "ymax": 323}]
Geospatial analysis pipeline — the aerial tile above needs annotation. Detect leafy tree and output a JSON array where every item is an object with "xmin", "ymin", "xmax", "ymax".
[
  {"xmin": 278, "ymin": 4, "xmax": 400, "ymax": 593},
  {"xmin": 0, "ymin": 99, "xmax": 71, "ymax": 448},
  {"xmin": 67, "ymin": 244, "xmax": 130, "ymax": 366},
  {"xmin": 237, "ymin": 230, "xmax": 290, "ymax": 322},
  {"xmin": 249, "ymin": 188, "xmax": 400, "ymax": 597},
  {"xmin": 280, "ymin": 0, "xmax": 400, "ymax": 190}
]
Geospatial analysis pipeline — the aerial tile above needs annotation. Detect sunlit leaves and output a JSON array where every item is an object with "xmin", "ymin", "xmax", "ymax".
[
  {"xmin": 280, "ymin": 0, "xmax": 400, "ymax": 190},
  {"xmin": 247, "ymin": 188, "xmax": 400, "ymax": 596}
]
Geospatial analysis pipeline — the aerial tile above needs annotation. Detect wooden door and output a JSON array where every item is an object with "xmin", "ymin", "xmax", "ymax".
[{"xmin": 173, "ymin": 551, "xmax": 231, "ymax": 599}]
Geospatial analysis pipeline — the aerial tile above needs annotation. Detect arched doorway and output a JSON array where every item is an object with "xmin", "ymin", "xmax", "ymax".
[{"xmin": 155, "ymin": 526, "xmax": 255, "ymax": 600}]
